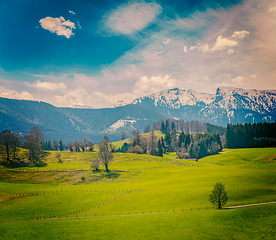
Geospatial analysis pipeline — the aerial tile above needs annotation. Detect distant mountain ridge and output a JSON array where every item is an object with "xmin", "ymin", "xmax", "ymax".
[
  {"xmin": 114, "ymin": 86, "xmax": 276, "ymax": 125},
  {"xmin": 0, "ymin": 86, "xmax": 275, "ymax": 142},
  {"xmin": 0, "ymin": 97, "xmax": 166, "ymax": 142}
]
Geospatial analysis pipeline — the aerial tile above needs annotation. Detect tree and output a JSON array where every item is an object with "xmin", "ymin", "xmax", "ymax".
[
  {"xmin": 127, "ymin": 145, "xmax": 143, "ymax": 154},
  {"xmin": 143, "ymin": 124, "xmax": 151, "ymax": 133},
  {"xmin": 103, "ymin": 135, "xmax": 110, "ymax": 142},
  {"xmin": 148, "ymin": 130, "xmax": 157, "ymax": 156},
  {"xmin": 88, "ymin": 141, "xmax": 94, "ymax": 152},
  {"xmin": 47, "ymin": 140, "xmax": 52, "ymax": 150},
  {"xmin": 0, "ymin": 130, "xmax": 22, "ymax": 165},
  {"xmin": 91, "ymin": 157, "xmax": 100, "ymax": 172},
  {"xmin": 24, "ymin": 127, "xmax": 45, "ymax": 165},
  {"xmin": 98, "ymin": 139, "xmax": 114, "ymax": 172},
  {"xmin": 209, "ymin": 182, "xmax": 228, "ymax": 209},
  {"xmin": 132, "ymin": 129, "xmax": 140, "ymax": 147},
  {"xmin": 68, "ymin": 142, "xmax": 74, "ymax": 151},
  {"xmin": 157, "ymin": 139, "xmax": 163, "ymax": 157},
  {"xmin": 0, "ymin": 130, "xmax": 13, "ymax": 162},
  {"xmin": 79, "ymin": 141, "xmax": 85, "ymax": 151},
  {"xmin": 10, "ymin": 131, "xmax": 21, "ymax": 159},
  {"xmin": 73, "ymin": 141, "xmax": 80, "ymax": 151},
  {"xmin": 120, "ymin": 131, "xmax": 127, "ymax": 141},
  {"xmin": 161, "ymin": 121, "xmax": 166, "ymax": 134},
  {"xmin": 56, "ymin": 153, "xmax": 62, "ymax": 163},
  {"xmin": 164, "ymin": 131, "xmax": 172, "ymax": 152},
  {"xmin": 161, "ymin": 137, "xmax": 166, "ymax": 153},
  {"xmin": 59, "ymin": 140, "xmax": 64, "ymax": 151},
  {"xmin": 83, "ymin": 137, "xmax": 93, "ymax": 151},
  {"xmin": 53, "ymin": 140, "xmax": 59, "ymax": 151}
]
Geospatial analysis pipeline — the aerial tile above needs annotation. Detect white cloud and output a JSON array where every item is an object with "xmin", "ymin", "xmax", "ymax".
[
  {"xmin": 227, "ymin": 49, "xmax": 235, "ymax": 55},
  {"xmin": 69, "ymin": 10, "xmax": 76, "ymax": 15},
  {"xmin": 133, "ymin": 75, "xmax": 176, "ymax": 96},
  {"xmin": 188, "ymin": 30, "xmax": 249, "ymax": 53},
  {"xmin": 212, "ymin": 35, "xmax": 238, "ymax": 51},
  {"xmin": 26, "ymin": 80, "xmax": 67, "ymax": 91},
  {"xmin": 55, "ymin": 88, "xmax": 91, "ymax": 107},
  {"xmin": 183, "ymin": 46, "xmax": 188, "ymax": 52},
  {"xmin": 0, "ymin": 87, "xmax": 34, "ymax": 100},
  {"xmin": 88, "ymin": 75, "xmax": 177, "ymax": 107},
  {"xmin": 268, "ymin": 6, "xmax": 276, "ymax": 12},
  {"xmin": 189, "ymin": 45, "xmax": 199, "ymax": 51},
  {"xmin": 104, "ymin": 2, "xmax": 162, "ymax": 35},
  {"xmin": 232, "ymin": 76, "xmax": 246, "ymax": 86},
  {"xmin": 39, "ymin": 16, "xmax": 76, "ymax": 38},
  {"xmin": 163, "ymin": 39, "xmax": 170, "ymax": 44},
  {"xmin": 232, "ymin": 30, "xmax": 250, "ymax": 40}
]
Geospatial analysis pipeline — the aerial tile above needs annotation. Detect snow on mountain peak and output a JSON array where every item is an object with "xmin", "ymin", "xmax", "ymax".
[
  {"xmin": 111, "ymin": 86, "xmax": 276, "ymax": 116},
  {"xmin": 215, "ymin": 86, "xmax": 276, "ymax": 113},
  {"xmin": 132, "ymin": 87, "xmax": 215, "ymax": 109}
]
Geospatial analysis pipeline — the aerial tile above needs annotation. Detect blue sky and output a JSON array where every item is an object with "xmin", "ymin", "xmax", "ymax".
[{"xmin": 0, "ymin": 0, "xmax": 276, "ymax": 108}]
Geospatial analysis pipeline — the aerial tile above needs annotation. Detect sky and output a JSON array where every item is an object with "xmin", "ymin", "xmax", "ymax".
[{"xmin": 0, "ymin": 0, "xmax": 276, "ymax": 108}]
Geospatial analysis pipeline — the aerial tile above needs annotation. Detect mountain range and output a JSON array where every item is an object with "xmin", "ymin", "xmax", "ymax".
[
  {"xmin": 0, "ymin": 86, "xmax": 275, "ymax": 142},
  {"xmin": 114, "ymin": 86, "xmax": 276, "ymax": 125}
]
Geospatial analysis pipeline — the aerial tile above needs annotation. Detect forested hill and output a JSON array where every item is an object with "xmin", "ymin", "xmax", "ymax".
[{"xmin": 0, "ymin": 97, "xmax": 167, "ymax": 142}]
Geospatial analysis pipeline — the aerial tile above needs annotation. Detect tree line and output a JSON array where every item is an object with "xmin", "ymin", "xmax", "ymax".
[
  {"xmin": 0, "ymin": 127, "xmax": 45, "ymax": 167},
  {"xmin": 119, "ymin": 119, "xmax": 225, "ymax": 141},
  {"xmin": 42, "ymin": 137, "xmax": 94, "ymax": 152},
  {"xmin": 0, "ymin": 127, "xmax": 95, "ymax": 167},
  {"xmin": 117, "ymin": 128, "xmax": 222, "ymax": 159},
  {"xmin": 226, "ymin": 122, "xmax": 276, "ymax": 148}
]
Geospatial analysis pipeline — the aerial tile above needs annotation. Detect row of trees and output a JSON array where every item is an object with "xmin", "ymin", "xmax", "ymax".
[
  {"xmin": 67, "ymin": 137, "xmax": 94, "ymax": 152},
  {"xmin": 117, "ymin": 130, "xmax": 164, "ymax": 157},
  {"xmin": 0, "ymin": 127, "xmax": 45, "ymax": 166},
  {"xmin": 42, "ymin": 140, "xmax": 65, "ymax": 151},
  {"xmin": 152, "ymin": 119, "xmax": 208, "ymax": 133},
  {"xmin": 226, "ymin": 122, "xmax": 276, "ymax": 148},
  {"xmin": 117, "ymin": 128, "xmax": 222, "ymax": 159},
  {"xmin": 177, "ymin": 132, "xmax": 222, "ymax": 159},
  {"xmin": 43, "ymin": 137, "xmax": 94, "ymax": 152},
  {"xmin": 0, "ymin": 127, "xmax": 95, "ymax": 167},
  {"xmin": 119, "ymin": 119, "xmax": 210, "ymax": 141}
]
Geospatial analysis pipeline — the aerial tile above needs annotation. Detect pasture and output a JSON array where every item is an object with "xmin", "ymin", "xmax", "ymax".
[{"xmin": 1, "ymin": 148, "xmax": 276, "ymax": 239}]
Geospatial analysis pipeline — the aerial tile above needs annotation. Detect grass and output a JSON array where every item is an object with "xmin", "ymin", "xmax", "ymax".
[
  {"xmin": 0, "ymin": 147, "xmax": 276, "ymax": 239},
  {"xmin": 1, "ymin": 205, "xmax": 275, "ymax": 239}
]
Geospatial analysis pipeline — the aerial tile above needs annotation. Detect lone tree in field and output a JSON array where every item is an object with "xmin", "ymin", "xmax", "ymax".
[
  {"xmin": 209, "ymin": 182, "xmax": 228, "ymax": 209},
  {"xmin": 98, "ymin": 139, "xmax": 114, "ymax": 172}
]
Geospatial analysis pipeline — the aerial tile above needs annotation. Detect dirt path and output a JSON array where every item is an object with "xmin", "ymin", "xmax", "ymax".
[{"xmin": 224, "ymin": 201, "xmax": 276, "ymax": 209}]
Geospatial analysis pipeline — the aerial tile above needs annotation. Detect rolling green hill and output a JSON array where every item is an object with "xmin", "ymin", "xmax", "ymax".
[{"xmin": 0, "ymin": 148, "xmax": 276, "ymax": 239}]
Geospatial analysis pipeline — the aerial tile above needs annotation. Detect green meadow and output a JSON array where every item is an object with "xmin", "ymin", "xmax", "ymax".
[{"xmin": 1, "ymin": 148, "xmax": 276, "ymax": 239}]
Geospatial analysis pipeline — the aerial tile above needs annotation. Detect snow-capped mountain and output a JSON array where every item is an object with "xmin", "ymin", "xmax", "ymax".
[
  {"xmin": 1, "ymin": 86, "xmax": 275, "ymax": 142},
  {"xmin": 114, "ymin": 86, "xmax": 276, "ymax": 125},
  {"xmin": 133, "ymin": 88, "xmax": 215, "ymax": 108}
]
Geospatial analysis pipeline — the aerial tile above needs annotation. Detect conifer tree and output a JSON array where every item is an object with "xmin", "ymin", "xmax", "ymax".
[{"xmin": 157, "ymin": 139, "xmax": 163, "ymax": 157}]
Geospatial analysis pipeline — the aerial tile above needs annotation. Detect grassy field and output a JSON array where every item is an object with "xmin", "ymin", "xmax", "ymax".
[{"xmin": 1, "ymin": 148, "xmax": 276, "ymax": 239}]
